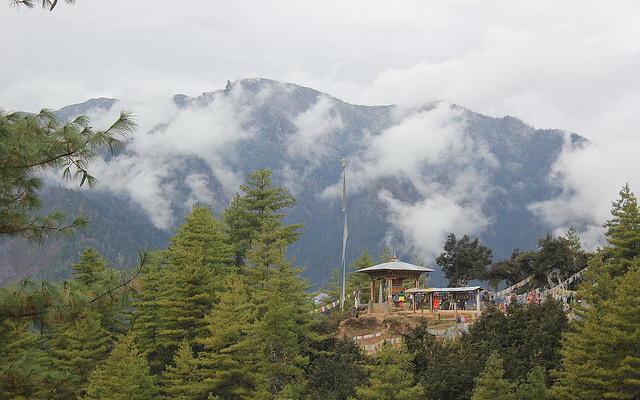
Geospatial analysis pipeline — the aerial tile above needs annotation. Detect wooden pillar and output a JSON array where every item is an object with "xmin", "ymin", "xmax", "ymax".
[
  {"xmin": 370, "ymin": 279, "xmax": 376, "ymax": 304},
  {"xmin": 476, "ymin": 290, "xmax": 481, "ymax": 311}
]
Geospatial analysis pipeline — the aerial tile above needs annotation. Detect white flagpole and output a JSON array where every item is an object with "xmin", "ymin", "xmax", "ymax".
[{"xmin": 340, "ymin": 158, "xmax": 348, "ymax": 311}]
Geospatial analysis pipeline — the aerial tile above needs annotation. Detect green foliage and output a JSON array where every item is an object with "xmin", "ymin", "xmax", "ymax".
[
  {"xmin": 48, "ymin": 312, "xmax": 111, "ymax": 399},
  {"xmin": 0, "ymin": 278, "xmax": 92, "ymax": 330},
  {"xmin": 165, "ymin": 203, "xmax": 233, "ymax": 276},
  {"xmin": 436, "ymin": 233, "xmax": 493, "ymax": 287},
  {"xmin": 196, "ymin": 273, "xmax": 258, "ymax": 400},
  {"xmin": 403, "ymin": 321, "xmax": 483, "ymax": 400},
  {"xmin": 70, "ymin": 248, "xmax": 134, "ymax": 337},
  {"xmin": 223, "ymin": 168, "xmax": 305, "ymax": 269},
  {"xmin": 306, "ymin": 338, "xmax": 367, "ymax": 400},
  {"xmin": 352, "ymin": 343, "xmax": 422, "ymax": 400},
  {"xmin": 133, "ymin": 204, "xmax": 232, "ymax": 372},
  {"xmin": 486, "ymin": 232, "xmax": 588, "ymax": 291},
  {"xmin": 0, "ymin": 320, "xmax": 61, "ymax": 399},
  {"xmin": 601, "ymin": 183, "xmax": 640, "ymax": 275},
  {"xmin": 82, "ymin": 334, "xmax": 158, "ymax": 400},
  {"xmin": 553, "ymin": 263, "xmax": 640, "ymax": 400},
  {"xmin": 72, "ymin": 248, "xmax": 109, "ymax": 284},
  {"xmin": 245, "ymin": 217, "xmax": 317, "ymax": 399},
  {"xmin": 0, "ymin": 109, "xmax": 134, "ymax": 241},
  {"xmin": 465, "ymin": 300, "xmax": 567, "ymax": 381},
  {"xmin": 471, "ymin": 352, "xmax": 516, "ymax": 400},
  {"xmin": 161, "ymin": 339, "xmax": 204, "ymax": 400},
  {"xmin": 514, "ymin": 365, "xmax": 551, "ymax": 400}
]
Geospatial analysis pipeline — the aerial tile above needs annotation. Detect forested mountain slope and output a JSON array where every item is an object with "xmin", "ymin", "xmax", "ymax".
[{"xmin": 0, "ymin": 78, "xmax": 588, "ymax": 286}]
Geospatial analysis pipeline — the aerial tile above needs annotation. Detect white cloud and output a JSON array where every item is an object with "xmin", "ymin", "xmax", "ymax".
[
  {"xmin": 289, "ymin": 95, "xmax": 343, "ymax": 163},
  {"xmin": 380, "ymin": 189, "xmax": 491, "ymax": 260},
  {"xmin": 322, "ymin": 102, "xmax": 497, "ymax": 255},
  {"xmin": 62, "ymin": 84, "xmax": 259, "ymax": 227},
  {"xmin": 528, "ymin": 136, "xmax": 640, "ymax": 252}
]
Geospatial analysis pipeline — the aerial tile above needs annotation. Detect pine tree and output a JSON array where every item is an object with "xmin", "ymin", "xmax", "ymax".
[
  {"xmin": 71, "ymin": 248, "xmax": 109, "ymax": 284},
  {"xmin": 82, "ymin": 334, "xmax": 158, "ymax": 400},
  {"xmin": 353, "ymin": 343, "xmax": 423, "ymax": 400},
  {"xmin": 0, "ymin": 109, "xmax": 133, "ymax": 240},
  {"xmin": 165, "ymin": 203, "xmax": 233, "ymax": 277},
  {"xmin": 471, "ymin": 352, "xmax": 516, "ymax": 400},
  {"xmin": 48, "ymin": 312, "xmax": 111, "ymax": 399},
  {"xmin": 131, "ymin": 263, "xmax": 169, "ymax": 374},
  {"xmin": 196, "ymin": 273, "xmax": 258, "ymax": 400},
  {"xmin": 245, "ymin": 216, "xmax": 317, "ymax": 399},
  {"xmin": 436, "ymin": 233, "xmax": 493, "ymax": 287},
  {"xmin": 602, "ymin": 183, "xmax": 640, "ymax": 275},
  {"xmin": 133, "ymin": 204, "xmax": 232, "ymax": 372},
  {"xmin": 161, "ymin": 339, "xmax": 203, "ymax": 400},
  {"xmin": 552, "ymin": 263, "xmax": 640, "ymax": 400},
  {"xmin": 223, "ymin": 169, "xmax": 305, "ymax": 269},
  {"xmin": 307, "ymin": 338, "xmax": 367, "ymax": 400},
  {"xmin": 514, "ymin": 365, "xmax": 551, "ymax": 400},
  {"xmin": 70, "ymin": 248, "xmax": 130, "ymax": 338},
  {"xmin": 0, "ymin": 320, "xmax": 61, "ymax": 400}
]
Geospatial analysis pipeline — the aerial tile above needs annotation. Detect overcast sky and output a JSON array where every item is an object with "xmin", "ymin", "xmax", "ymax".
[
  {"xmin": 3, "ymin": 0, "xmax": 640, "ymax": 251},
  {"xmin": 2, "ymin": 0, "xmax": 639, "ymax": 143}
]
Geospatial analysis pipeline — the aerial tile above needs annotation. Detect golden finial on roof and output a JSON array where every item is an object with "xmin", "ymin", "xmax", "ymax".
[{"xmin": 341, "ymin": 158, "xmax": 346, "ymax": 167}]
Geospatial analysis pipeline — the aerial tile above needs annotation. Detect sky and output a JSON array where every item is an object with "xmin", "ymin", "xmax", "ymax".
[{"xmin": 3, "ymin": 0, "xmax": 640, "ymax": 253}]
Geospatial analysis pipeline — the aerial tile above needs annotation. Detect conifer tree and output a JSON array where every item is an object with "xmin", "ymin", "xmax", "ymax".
[
  {"xmin": 0, "ymin": 109, "xmax": 133, "ymax": 240},
  {"xmin": 82, "ymin": 334, "xmax": 158, "ymax": 400},
  {"xmin": 223, "ymin": 169, "xmax": 305, "ymax": 269},
  {"xmin": 48, "ymin": 311, "xmax": 111, "ymax": 399},
  {"xmin": 436, "ymin": 233, "xmax": 493, "ymax": 287},
  {"xmin": 514, "ymin": 365, "xmax": 551, "ymax": 400},
  {"xmin": 552, "ymin": 263, "xmax": 640, "ymax": 400},
  {"xmin": 601, "ymin": 183, "xmax": 640, "ymax": 275},
  {"xmin": 550, "ymin": 185, "xmax": 640, "ymax": 399},
  {"xmin": 196, "ymin": 273, "xmax": 258, "ymax": 400},
  {"xmin": 471, "ymin": 352, "xmax": 516, "ymax": 400},
  {"xmin": 131, "ymin": 263, "xmax": 168, "ymax": 374},
  {"xmin": 165, "ymin": 203, "xmax": 233, "ymax": 277},
  {"xmin": 71, "ymin": 248, "xmax": 109, "ymax": 284},
  {"xmin": 245, "ymin": 216, "xmax": 317, "ymax": 399},
  {"xmin": 0, "ymin": 320, "xmax": 60, "ymax": 399},
  {"xmin": 307, "ymin": 338, "xmax": 367, "ymax": 400},
  {"xmin": 133, "ymin": 204, "xmax": 232, "ymax": 372},
  {"xmin": 352, "ymin": 343, "xmax": 423, "ymax": 400},
  {"xmin": 161, "ymin": 339, "xmax": 203, "ymax": 400},
  {"xmin": 70, "ymin": 248, "xmax": 130, "ymax": 337}
]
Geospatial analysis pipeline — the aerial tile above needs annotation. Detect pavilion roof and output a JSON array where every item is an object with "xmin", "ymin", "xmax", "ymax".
[{"xmin": 357, "ymin": 257, "xmax": 434, "ymax": 274}]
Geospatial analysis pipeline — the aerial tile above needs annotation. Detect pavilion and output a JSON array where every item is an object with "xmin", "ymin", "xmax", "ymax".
[{"xmin": 357, "ymin": 256, "xmax": 434, "ymax": 313}]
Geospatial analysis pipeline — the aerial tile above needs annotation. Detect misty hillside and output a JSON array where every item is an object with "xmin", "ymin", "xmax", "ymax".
[{"xmin": 0, "ymin": 78, "xmax": 589, "ymax": 287}]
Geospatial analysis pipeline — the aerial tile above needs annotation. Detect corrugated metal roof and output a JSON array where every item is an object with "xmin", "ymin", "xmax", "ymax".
[
  {"xmin": 427, "ymin": 286, "xmax": 484, "ymax": 292},
  {"xmin": 405, "ymin": 286, "xmax": 484, "ymax": 293},
  {"xmin": 357, "ymin": 258, "xmax": 434, "ymax": 273}
]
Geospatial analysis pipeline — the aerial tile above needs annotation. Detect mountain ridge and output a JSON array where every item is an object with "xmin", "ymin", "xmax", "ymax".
[{"xmin": 0, "ymin": 78, "xmax": 589, "ymax": 287}]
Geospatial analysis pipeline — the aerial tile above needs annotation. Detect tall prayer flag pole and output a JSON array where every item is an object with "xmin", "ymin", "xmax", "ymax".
[{"xmin": 340, "ymin": 158, "xmax": 348, "ymax": 310}]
